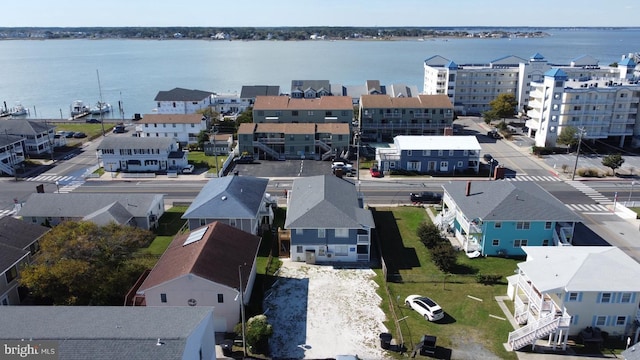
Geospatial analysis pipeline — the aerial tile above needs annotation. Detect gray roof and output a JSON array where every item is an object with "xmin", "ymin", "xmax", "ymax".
[
  {"xmin": 291, "ymin": 80, "xmax": 332, "ymax": 93},
  {"xmin": 0, "ymin": 243, "xmax": 28, "ymax": 272},
  {"xmin": 17, "ymin": 193, "xmax": 163, "ymax": 219},
  {"xmin": 83, "ymin": 202, "xmax": 134, "ymax": 226},
  {"xmin": 240, "ymin": 85, "xmax": 280, "ymax": 98},
  {"xmin": 97, "ymin": 136, "xmax": 176, "ymax": 150},
  {"xmin": 0, "ymin": 119, "xmax": 55, "ymax": 135},
  {"xmin": 0, "ymin": 133, "xmax": 23, "ymax": 147},
  {"xmin": 154, "ymin": 87, "xmax": 213, "ymax": 101},
  {"xmin": 0, "ymin": 306, "xmax": 213, "ymax": 360},
  {"xmin": 519, "ymin": 246, "xmax": 640, "ymax": 293},
  {"xmin": 285, "ymin": 175, "xmax": 375, "ymax": 229},
  {"xmin": 182, "ymin": 175, "xmax": 269, "ymax": 220},
  {"xmin": 443, "ymin": 181, "xmax": 582, "ymax": 222},
  {"xmin": 0, "ymin": 216, "xmax": 50, "ymax": 250}
]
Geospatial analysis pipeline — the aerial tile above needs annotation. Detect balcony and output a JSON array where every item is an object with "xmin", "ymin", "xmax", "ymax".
[{"xmin": 256, "ymin": 137, "xmax": 285, "ymax": 144}]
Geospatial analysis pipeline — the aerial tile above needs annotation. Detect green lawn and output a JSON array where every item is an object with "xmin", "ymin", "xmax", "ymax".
[
  {"xmin": 141, "ymin": 206, "xmax": 189, "ymax": 256},
  {"xmin": 372, "ymin": 206, "xmax": 519, "ymax": 359},
  {"xmin": 55, "ymin": 123, "xmax": 115, "ymax": 138},
  {"xmin": 188, "ymin": 151, "xmax": 228, "ymax": 173}
]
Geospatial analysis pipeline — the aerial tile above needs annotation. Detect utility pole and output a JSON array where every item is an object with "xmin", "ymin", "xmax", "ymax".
[
  {"xmin": 238, "ymin": 263, "xmax": 247, "ymax": 358},
  {"xmin": 213, "ymin": 125, "xmax": 219, "ymax": 177},
  {"xmin": 571, "ymin": 127, "xmax": 586, "ymax": 181}
]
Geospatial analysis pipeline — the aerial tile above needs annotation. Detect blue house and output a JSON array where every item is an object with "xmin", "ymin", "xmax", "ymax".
[
  {"xmin": 438, "ymin": 181, "xmax": 582, "ymax": 257},
  {"xmin": 284, "ymin": 175, "xmax": 375, "ymax": 263},
  {"xmin": 375, "ymin": 135, "xmax": 481, "ymax": 174}
]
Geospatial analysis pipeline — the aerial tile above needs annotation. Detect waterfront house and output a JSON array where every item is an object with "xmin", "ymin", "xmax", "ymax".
[
  {"xmin": 129, "ymin": 221, "xmax": 261, "ymax": 333},
  {"xmin": 154, "ymin": 87, "xmax": 214, "ymax": 115},
  {"xmin": 182, "ymin": 175, "xmax": 272, "ymax": 234},
  {"xmin": 438, "ymin": 181, "xmax": 582, "ymax": 256},
  {"xmin": 506, "ymin": 246, "xmax": 640, "ymax": 351},
  {"xmin": 0, "ymin": 217, "xmax": 50, "ymax": 305},
  {"xmin": 375, "ymin": 135, "xmax": 481, "ymax": 174},
  {"xmin": 331, "ymin": 80, "xmax": 420, "ymax": 106},
  {"xmin": 252, "ymin": 95, "xmax": 353, "ymax": 124},
  {"xmin": 136, "ymin": 113, "xmax": 209, "ymax": 146},
  {"xmin": 0, "ymin": 134, "xmax": 25, "ymax": 176},
  {"xmin": 97, "ymin": 137, "xmax": 188, "ymax": 173},
  {"xmin": 17, "ymin": 193, "xmax": 165, "ymax": 230},
  {"xmin": 284, "ymin": 175, "xmax": 375, "ymax": 263},
  {"xmin": 358, "ymin": 94, "xmax": 454, "ymax": 142},
  {"xmin": 0, "ymin": 306, "xmax": 217, "ymax": 360},
  {"xmin": 237, "ymin": 122, "xmax": 350, "ymax": 161},
  {"xmin": 0, "ymin": 119, "xmax": 56, "ymax": 156},
  {"xmin": 239, "ymin": 85, "xmax": 281, "ymax": 107},
  {"xmin": 290, "ymin": 80, "xmax": 332, "ymax": 98}
]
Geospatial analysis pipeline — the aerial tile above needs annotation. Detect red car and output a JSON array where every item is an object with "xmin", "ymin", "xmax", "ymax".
[{"xmin": 370, "ymin": 167, "xmax": 383, "ymax": 178}]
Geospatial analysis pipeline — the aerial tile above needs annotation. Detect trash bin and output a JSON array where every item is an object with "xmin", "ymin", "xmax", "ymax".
[
  {"xmin": 379, "ymin": 332, "xmax": 392, "ymax": 349},
  {"xmin": 220, "ymin": 339, "xmax": 233, "ymax": 356}
]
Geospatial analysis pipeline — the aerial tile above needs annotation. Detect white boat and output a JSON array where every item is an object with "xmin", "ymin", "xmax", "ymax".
[
  {"xmin": 70, "ymin": 100, "xmax": 90, "ymax": 116},
  {"xmin": 10, "ymin": 102, "xmax": 28, "ymax": 116},
  {"xmin": 90, "ymin": 101, "xmax": 112, "ymax": 115}
]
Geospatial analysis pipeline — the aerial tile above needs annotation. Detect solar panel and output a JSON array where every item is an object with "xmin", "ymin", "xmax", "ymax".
[{"xmin": 183, "ymin": 227, "xmax": 208, "ymax": 246}]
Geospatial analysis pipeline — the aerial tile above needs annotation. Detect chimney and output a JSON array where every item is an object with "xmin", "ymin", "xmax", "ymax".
[{"xmin": 465, "ymin": 181, "xmax": 471, "ymax": 196}]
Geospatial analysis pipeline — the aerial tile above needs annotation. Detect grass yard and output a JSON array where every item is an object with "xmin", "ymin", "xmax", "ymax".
[
  {"xmin": 187, "ymin": 151, "xmax": 228, "ymax": 173},
  {"xmin": 141, "ymin": 206, "xmax": 189, "ymax": 256},
  {"xmin": 56, "ymin": 123, "xmax": 115, "ymax": 137},
  {"xmin": 372, "ymin": 206, "xmax": 520, "ymax": 359}
]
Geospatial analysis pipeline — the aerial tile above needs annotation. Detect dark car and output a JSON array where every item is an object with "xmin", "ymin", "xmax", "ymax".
[
  {"xmin": 64, "ymin": 131, "xmax": 75, "ymax": 138},
  {"xmin": 72, "ymin": 132, "xmax": 87, "ymax": 138},
  {"xmin": 234, "ymin": 155, "xmax": 254, "ymax": 164},
  {"xmin": 410, "ymin": 192, "xmax": 442, "ymax": 204},
  {"xmin": 86, "ymin": 118, "xmax": 101, "ymax": 123}
]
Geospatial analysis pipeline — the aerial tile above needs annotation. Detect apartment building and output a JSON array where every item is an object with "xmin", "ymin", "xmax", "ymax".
[
  {"xmin": 252, "ymin": 95, "xmax": 353, "ymax": 124},
  {"xmin": 135, "ymin": 113, "xmax": 208, "ymax": 145}
]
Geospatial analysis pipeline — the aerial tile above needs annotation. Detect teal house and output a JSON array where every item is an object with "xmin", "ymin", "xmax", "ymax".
[{"xmin": 438, "ymin": 181, "xmax": 582, "ymax": 257}]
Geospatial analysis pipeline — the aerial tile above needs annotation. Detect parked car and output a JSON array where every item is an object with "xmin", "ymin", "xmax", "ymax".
[
  {"xmin": 487, "ymin": 129, "xmax": 502, "ymax": 139},
  {"xmin": 234, "ymin": 155, "xmax": 254, "ymax": 164},
  {"xmin": 331, "ymin": 161, "xmax": 353, "ymax": 171},
  {"xmin": 409, "ymin": 192, "xmax": 442, "ymax": 204},
  {"xmin": 72, "ymin": 132, "xmax": 87, "ymax": 138},
  {"xmin": 370, "ymin": 167, "xmax": 383, "ymax": 178},
  {"xmin": 405, "ymin": 295, "xmax": 444, "ymax": 321},
  {"xmin": 112, "ymin": 125, "xmax": 126, "ymax": 133},
  {"xmin": 64, "ymin": 131, "xmax": 75, "ymax": 138},
  {"xmin": 86, "ymin": 118, "xmax": 101, "ymax": 123},
  {"xmin": 181, "ymin": 164, "xmax": 195, "ymax": 174}
]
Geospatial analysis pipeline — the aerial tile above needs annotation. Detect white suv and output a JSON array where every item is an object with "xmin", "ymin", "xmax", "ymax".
[
  {"xmin": 182, "ymin": 164, "xmax": 195, "ymax": 174},
  {"xmin": 405, "ymin": 295, "xmax": 444, "ymax": 321}
]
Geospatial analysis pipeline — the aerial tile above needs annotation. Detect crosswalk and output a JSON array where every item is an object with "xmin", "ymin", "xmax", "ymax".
[
  {"xmin": 23, "ymin": 175, "xmax": 77, "ymax": 185},
  {"xmin": 566, "ymin": 180, "xmax": 614, "ymax": 205},
  {"xmin": 0, "ymin": 209, "xmax": 15, "ymax": 219},
  {"xmin": 504, "ymin": 175, "xmax": 561, "ymax": 182},
  {"xmin": 58, "ymin": 180, "xmax": 84, "ymax": 193},
  {"xmin": 565, "ymin": 204, "xmax": 610, "ymax": 213}
]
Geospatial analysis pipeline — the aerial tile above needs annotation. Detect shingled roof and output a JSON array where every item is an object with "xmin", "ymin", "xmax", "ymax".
[{"xmin": 154, "ymin": 87, "xmax": 213, "ymax": 102}]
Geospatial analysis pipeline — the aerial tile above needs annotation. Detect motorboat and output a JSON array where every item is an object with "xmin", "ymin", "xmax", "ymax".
[
  {"xmin": 71, "ymin": 100, "xmax": 90, "ymax": 116},
  {"xmin": 90, "ymin": 101, "xmax": 112, "ymax": 115},
  {"xmin": 9, "ymin": 102, "xmax": 28, "ymax": 116}
]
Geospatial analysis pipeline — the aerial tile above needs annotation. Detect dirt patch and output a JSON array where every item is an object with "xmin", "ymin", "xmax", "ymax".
[{"xmin": 264, "ymin": 260, "xmax": 390, "ymax": 359}]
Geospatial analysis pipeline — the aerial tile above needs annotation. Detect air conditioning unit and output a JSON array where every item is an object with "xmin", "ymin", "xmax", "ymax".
[{"xmin": 327, "ymin": 253, "xmax": 333, "ymax": 258}]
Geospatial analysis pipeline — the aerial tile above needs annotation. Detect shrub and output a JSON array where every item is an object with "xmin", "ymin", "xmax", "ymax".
[
  {"xmin": 417, "ymin": 222, "xmax": 444, "ymax": 249},
  {"xmin": 476, "ymin": 274, "xmax": 502, "ymax": 285},
  {"xmin": 235, "ymin": 314, "xmax": 273, "ymax": 355},
  {"xmin": 431, "ymin": 242, "xmax": 457, "ymax": 272}
]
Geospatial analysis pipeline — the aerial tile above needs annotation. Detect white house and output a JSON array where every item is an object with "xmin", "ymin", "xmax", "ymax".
[
  {"xmin": 131, "ymin": 221, "xmax": 261, "ymax": 333},
  {"xmin": 0, "ymin": 134, "xmax": 25, "ymax": 176},
  {"xmin": 154, "ymin": 87, "xmax": 214, "ymax": 114},
  {"xmin": 97, "ymin": 137, "xmax": 188, "ymax": 173},
  {"xmin": 0, "ymin": 120, "xmax": 56, "ymax": 156},
  {"xmin": 506, "ymin": 246, "xmax": 640, "ymax": 351},
  {"xmin": 136, "ymin": 113, "xmax": 209, "ymax": 146}
]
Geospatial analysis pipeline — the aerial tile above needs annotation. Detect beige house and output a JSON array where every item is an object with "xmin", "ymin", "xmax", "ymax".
[{"xmin": 130, "ymin": 221, "xmax": 261, "ymax": 332}]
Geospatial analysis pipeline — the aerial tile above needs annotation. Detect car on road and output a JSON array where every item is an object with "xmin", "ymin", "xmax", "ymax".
[
  {"xmin": 487, "ymin": 129, "xmax": 502, "ymax": 139},
  {"xmin": 405, "ymin": 295, "xmax": 444, "ymax": 321},
  {"xmin": 181, "ymin": 164, "xmax": 195, "ymax": 174},
  {"xmin": 370, "ymin": 167, "xmax": 383, "ymax": 178},
  {"xmin": 409, "ymin": 191, "xmax": 442, "ymax": 204},
  {"xmin": 86, "ymin": 118, "xmax": 101, "ymax": 123},
  {"xmin": 72, "ymin": 132, "xmax": 86, "ymax": 138}
]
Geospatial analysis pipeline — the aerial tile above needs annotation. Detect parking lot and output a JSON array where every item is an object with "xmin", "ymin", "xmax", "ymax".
[{"xmin": 231, "ymin": 158, "xmax": 347, "ymax": 178}]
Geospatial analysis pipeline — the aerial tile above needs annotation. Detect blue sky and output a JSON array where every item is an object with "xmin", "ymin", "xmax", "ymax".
[{"xmin": 5, "ymin": 0, "xmax": 638, "ymax": 28}]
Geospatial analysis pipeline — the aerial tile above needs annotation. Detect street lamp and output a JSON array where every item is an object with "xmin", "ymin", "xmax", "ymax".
[
  {"xmin": 571, "ymin": 127, "xmax": 586, "ymax": 181},
  {"xmin": 238, "ymin": 263, "xmax": 247, "ymax": 357},
  {"xmin": 488, "ymin": 159, "xmax": 496, "ymax": 180},
  {"xmin": 629, "ymin": 181, "xmax": 637, "ymax": 204}
]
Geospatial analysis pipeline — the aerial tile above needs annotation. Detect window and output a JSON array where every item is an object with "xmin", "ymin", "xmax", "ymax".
[
  {"xmin": 448, "ymin": 150, "xmax": 454, "ymax": 156},
  {"xmin": 545, "ymin": 222, "xmax": 552, "ymax": 230},
  {"xmin": 542, "ymin": 239, "xmax": 550, "ymax": 246},
  {"xmin": 217, "ymin": 294, "xmax": 224, "ymax": 303},
  {"xmin": 407, "ymin": 150, "xmax": 412, "ymax": 156},
  {"xmin": 318, "ymin": 229, "xmax": 326, "ymax": 238},
  {"xmin": 335, "ymin": 245, "xmax": 348, "ymax": 256},
  {"xmin": 335, "ymin": 228, "xmax": 349, "ymax": 238},
  {"xmin": 492, "ymin": 239, "xmax": 499, "ymax": 246},
  {"xmin": 160, "ymin": 293, "xmax": 167, "ymax": 303},
  {"xmin": 568, "ymin": 292, "xmax": 579, "ymax": 301},
  {"xmin": 438, "ymin": 150, "xmax": 443, "ymax": 156},
  {"xmin": 514, "ymin": 239, "xmax": 528, "ymax": 247},
  {"xmin": 594, "ymin": 316, "xmax": 606, "ymax": 327},
  {"xmin": 292, "ymin": 111, "xmax": 298, "ymax": 116},
  {"xmin": 516, "ymin": 222, "xmax": 530, "ymax": 230},
  {"xmin": 599, "ymin": 292, "xmax": 613, "ymax": 303},
  {"xmin": 229, "ymin": 219, "xmax": 236, "ymax": 227},
  {"xmin": 5, "ymin": 266, "xmax": 17, "ymax": 283},
  {"xmin": 494, "ymin": 222, "xmax": 502, "ymax": 229},
  {"xmin": 620, "ymin": 293, "xmax": 633, "ymax": 303},
  {"xmin": 307, "ymin": 111, "xmax": 314, "ymax": 116},
  {"xmin": 457, "ymin": 161, "xmax": 463, "ymax": 167},
  {"xmin": 296, "ymin": 245, "xmax": 303, "ymax": 253},
  {"xmin": 295, "ymin": 229, "xmax": 303, "ymax": 235},
  {"xmin": 616, "ymin": 316, "xmax": 627, "ymax": 326}
]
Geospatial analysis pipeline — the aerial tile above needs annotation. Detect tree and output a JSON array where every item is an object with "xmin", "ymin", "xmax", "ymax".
[
  {"xmin": 556, "ymin": 126, "xmax": 579, "ymax": 151},
  {"xmin": 236, "ymin": 314, "xmax": 273, "ymax": 354},
  {"xmin": 20, "ymin": 221, "xmax": 155, "ymax": 305},
  {"xmin": 487, "ymin": 93, "xmax": 517, "ymax": 125},
  {"xmin": 416, "ymin": 222, "xmax": 445, "ymax": 249},
  {"xmin": 431, "ymin": 242, "xmax": 457, "ymax": 273},
  {"xmin": 197, "ymin": 130, "xmax": 209, "ymax": 150},
  {"xmin": 601, "ymin": 153, "xmax": 625, "ymax": 175},
  {"xmin": 482, "ymin": 109, "xmax": 499, "ymax": 125},
  {"xmin": 236, "ymin": 107, "xmax": 253, "ymax": 124}
]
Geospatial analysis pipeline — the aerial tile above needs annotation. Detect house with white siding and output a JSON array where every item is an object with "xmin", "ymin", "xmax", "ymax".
[
  {"xmin": 0, "ymin": 134, "xmax": 25, "ymax": 176},
  {"xmin": 154, "ymin": 87, "xmax": 214, "ymax": 114},
  {"xmin": 136, "ymin": 113, "xmax": 209, "ymax": 146},
  {"xmin": 97, "ymin": 137, "xmax": 188, "ymax": 173}
]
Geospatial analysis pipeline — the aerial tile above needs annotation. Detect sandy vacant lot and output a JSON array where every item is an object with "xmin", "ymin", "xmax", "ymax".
[{"xmin": 263, "ymin": 260, "xmax": 390, "ymax": 360}]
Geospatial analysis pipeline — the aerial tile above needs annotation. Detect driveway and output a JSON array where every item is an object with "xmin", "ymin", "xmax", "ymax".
[{"xmin": 263, "ymin": 260, "xmax": 389, "ymax": 359}]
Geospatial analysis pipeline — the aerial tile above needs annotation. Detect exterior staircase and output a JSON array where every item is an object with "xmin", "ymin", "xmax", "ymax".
[
  {"xmin": 0, "ymin": 161, "xmax": 14, "ymax": 176},
  {"xmin": 316, "ymin": 140, "xmax": 334, "ymax": 160},
  {"xmin": 508, "ymin": 313, "xmax": 560, "ymax": 350},
  {"xmin": 253, "ymin": 141, "xmax": 283, "ymax": 160}
]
